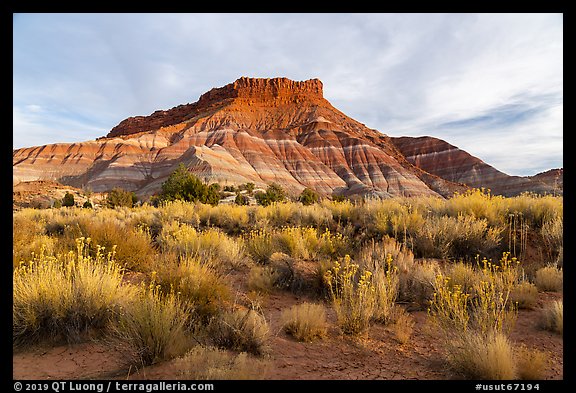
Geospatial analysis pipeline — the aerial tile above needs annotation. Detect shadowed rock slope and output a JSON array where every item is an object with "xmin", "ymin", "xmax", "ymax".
[{"xmin": 390, "ymin": 136, "xmax": 560, "ymax": 197}]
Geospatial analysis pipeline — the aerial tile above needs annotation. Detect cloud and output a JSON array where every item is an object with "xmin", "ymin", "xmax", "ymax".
[{"xmin": 13, "ymin": 13, "xmax": 562, "ymax": 175}]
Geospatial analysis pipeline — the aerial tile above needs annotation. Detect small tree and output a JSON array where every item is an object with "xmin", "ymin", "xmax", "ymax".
[
  {"xmin": 107, "ymin": 188, "xmax": 137, "ymax": 208},
  {"xmin": 62, "ymin": 192, "xmax": 75, "ymax": 207},
  {"xmin": 235, "ymin": 193, "xmax": 249, "ymax": 206},
  {"xmin": 255, "ymin": 183, "xmax": 286, "ymax": 207},
  {"xmin": 158, "ymin": 163, "xmax": 220, "ymax": 206},
  {"xmin": 244, "ymin": 182, "xmax": 255, "ymax": 195},
  {"xmin": 299, "ymin": 188, "xmax": 320, "ymax": 205},
  {"xmin": 83, "ymin": 200, "xmax": 93, "ymax": 209}
]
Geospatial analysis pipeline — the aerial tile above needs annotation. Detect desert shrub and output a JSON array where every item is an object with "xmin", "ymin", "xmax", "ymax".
[
  {"xmin": 13, "ymin": 238, "xmax": 135, "ymax": 346},
  {"xmin": 152, "ymin": 256, "xmax": 231, "ymax": 323},
  {"xmin": 447, "ymin": 262, "xmax": 482, "ymax": 295},
  {"xmin": 272, "ymin": 226, "xmax": 322, "ymax": 260},
  {"xmin": 322, "ymin": 199, "xmax": 355, "ymax": 224},
  {"xmin": 254, "ymin": 183, "xmax": 286, "ymax": 206},
  {"xmin": 247, "ymin": 265, "xmax": 279, "ymax": 294},
  {"xmin": 62, "ymin": 192, "xmax": 75, "ymax": 207},
  {"xmin": 199, "ymin": 204, "xmax": 250, "ymax": 234},
  {"xmin": 106, "ymin": 188, "xmax": 137, "ymax": 208},
  {"xmin": 317, "ymin": 228, "xmax": 351, "ymax": 258},
  {"xmin": 505, "ymin": 193, "xmax": 562, "ymax": 229},
  {"xmin": 443, "ymin": 188, "xmax": 505, "ymax": 227},
  {"xmin": 280, "ymin": 303, "xmax": 328, "ymax": 342},
  {"xmin": 541, "ymin": 215, "xmax": 563, "ymax": 264},
  {"xmin": 79, "ymin": 218, "xmax": 155, "ymax": 272},
  {"xmin": 235, "ymin": 193, "xmax": 249, "ymax": 206},
  {"xmin": 298, "ymin": 187, "xmax": 320, "ymax": 206},
  {"xmin": 209, "ymin": 308, "xmax": 270, "ymax": 356},
  {"xmin": 412, "ymin": 214, "xmax": 502, "ymax": 259},
  {"xmin": 324, "ymin": 255, "xmax": 376, "ymax": 335},
  {"xmin": 158, "ymin": 222, "xmax": 245, "ymax": 269},
  {"xmin": 82, "ymin": 200, "xmax": 93, "ymax": 208},
  {"xmin": 157, "ymin": 200, "xmax": 199, "ymax": 227},
  {"xmin": 108, "ymin": 281, "xmax": 193, "ymax": 366},
  {"xmin": 446, "ymin": 330, "xmax": 517, "ymax": 380},
  {"xmin": 510, "ymin": 280, "xmax": 539, "ymax": 309},
  {"xmin": 13, "ymin": 213, "xmax": 56, "ymax": 267},
  {"xmin": 534, "ymin": 265, "xmax": 563, "ymax": 292},
  {"xmin": 159, "ymin": 164, "xmax": 220, "ymax": 206},
  {"xmin": 390, "ymin": 306, "xmax": 415, "ymax": 345},
  {"xmin": 357, "ymin": 236, "xmax": 414, "ymax": 273},
  {"xmin": 174, "ymin": 346, "xmax": 268, "ymax": 380},
  {"xmin": 539, "ymin": 300, "xmax": 563, "ymax": 334},
  {"xmin": 245, "ymin": 229, "xmax": 277, "ymax": 264},
  {"xmin": 429, "ymin": 253, "xmax": 518, "ymax": 337},
  {"xmin": 371, "ymin": 255, "xmax": 399, "ymax": 325},
  {"xmin": 515, "ymin": 344, "xmax": 548, "ymax": 380},
  {"xmin": 397, "ymin": 259, "xmax": 440, "ymax": 308}
]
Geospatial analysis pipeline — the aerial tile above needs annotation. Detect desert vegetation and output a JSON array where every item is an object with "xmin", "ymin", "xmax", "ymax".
[{"xmin": 12, "ymin": 188, "xmax": 562, "ymax": 380}]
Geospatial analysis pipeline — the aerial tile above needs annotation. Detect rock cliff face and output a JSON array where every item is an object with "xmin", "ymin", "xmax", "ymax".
[
  {"xmin": 13, "ymin": 77, "xmax": 555, "ymax": 199},
  {"xmin": 390, "ymin": 136, "xmax": 559, "ymax": 197}
]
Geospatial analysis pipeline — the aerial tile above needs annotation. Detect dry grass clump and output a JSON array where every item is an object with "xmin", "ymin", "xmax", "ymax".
[
  {"xmin": 245, "ymin": 229, "xmax": 277, "ymax": 264},
  {"xmin": 539, "ymin": 300, "xmax": 563, "ymax": 334},
  {"xmin": 85, "ymin": 220, "xmax": 155, "ymax": 272},
  {"xmin": 108, "ymin": 282, "xmax": 193, "ymax": 366},
  {"xmin": 398, "ymin": 259, "xmax": 440, "ymax": 308},
  {"xmin": 209, "ymin": 308, "xmax": 270, "ymax": 356},
  {"xmin": 515, "ymin": 344, "xmax": 548, "ymax": 380},
  {"xmin": 198, "ymin": 203, "xmax": 251, "ymax": 234},
  {"xmin": 152, "ymin": 255, "xmax": 232, "ymax": 323},
  {"xmin": 371, "ymin": 256, "xmax": 399, "ymax": 325},
  {"xmin": 390, "ymin": 306, "xmax": 415, "ymax": 345},
  {"xmin": 280, "ymin": 303, "xmax": 328, "ymax": 342},
  {"xmin": 534, "ymin": 265, "xmax": 563, "ymax": 292},
  {"xmin": 13, "ymin": 214, "xmax": 56, "ymax": 267},
  {"xmin": 174, "ymin": 346, "xmax": 268, "ymax": 380},
  {"xmin": 13, "ymin": 238, "xmax": 136, "ymax": 346},
  {"xmin": 247, "ymin": 265, "xmax": 280, "ymax": 294},
  {"xmin": 541, "ymin": 215, "xmax": 563, "ymax": 264},
  {"xmin": 510, "ymin": 280, "xmax": 539, "ymax": 309},
  {"xmin": 446, "ymin": 330, "xmax": 517, "ymax": 380},
  {"xmin": 412, "ymin": 215, "xmax": 502, "ymax": 259},
  {"xmin": 159, "ymin": 222, "xmax": 246, "ymax": 269}
]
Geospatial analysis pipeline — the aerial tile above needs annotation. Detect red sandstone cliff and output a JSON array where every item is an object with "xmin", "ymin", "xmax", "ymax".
[{"xmin": 13, "ymin": 77, "xmax": 555, "ymax": 199}]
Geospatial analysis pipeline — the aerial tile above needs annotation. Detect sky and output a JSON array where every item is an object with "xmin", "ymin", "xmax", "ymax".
[{"xmin": 13, "ymin": 13, "xmax": 563, "ymax": 176}]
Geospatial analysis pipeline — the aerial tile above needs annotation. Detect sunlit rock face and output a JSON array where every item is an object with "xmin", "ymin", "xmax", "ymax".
[{"xmin": 16, "ymin": 76, "xmax": 529, "ymax": 199}]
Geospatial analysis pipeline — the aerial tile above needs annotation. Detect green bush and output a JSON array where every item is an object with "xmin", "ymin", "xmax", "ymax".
[
  {"xmin": 62, "ymin": 192, "xmax": 75, "ymax": 207},
  {"xmin": 299, "ymin": 188, "xmax": 320, "ymax": 206},
  {"xmin": 107, "ymin": 188, "xmax": 137, "ymax": 208},
  {"xmin": 159, "ymin": 164, "xmax": 220, "ymax": 206},
  {"xmin": 235, "ymin": 193, "xmax": 249, "ymax": 206},
  {"xmin": 255, "ymin": 183, "xmax": 286, "ymax": 206}
]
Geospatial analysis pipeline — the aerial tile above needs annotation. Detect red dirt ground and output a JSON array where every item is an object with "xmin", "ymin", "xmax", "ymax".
[{"xmin": 13, "ymin": 290, "xmax": 563, "ymax": 381}]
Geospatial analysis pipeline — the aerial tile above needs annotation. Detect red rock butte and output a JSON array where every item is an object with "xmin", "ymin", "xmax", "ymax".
[{"xmin": 13, "ymin": 77, "xmax": 560, "ymax": 199}]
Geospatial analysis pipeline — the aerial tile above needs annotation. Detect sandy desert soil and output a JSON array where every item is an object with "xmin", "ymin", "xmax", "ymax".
[{"xmin": 13, "ymin": 289, "xmax": 563, "ymax": 381}]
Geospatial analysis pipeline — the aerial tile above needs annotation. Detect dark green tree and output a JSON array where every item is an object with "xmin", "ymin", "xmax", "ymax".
[
  {"xmin": 244, "ymin": 182, "xmax": 255, "ymax": 195},
  {"xmin": 255, "ymin": 183, "xmax": 286, "ymax": 206},
  {"xmin": 159, "ymin": 163, "xmax": 220, "ymax": 206},
  {"xmin": 299, "ymin": 187, "xmax": 320, "ymax": 205},
  {"xmin": 235, "ymin": 193, "xmax": 249, "ymax": 206},
  {"xmin": 82, "ymin": 200, "xmax": 93, "ymax": 209},
  {"xmin": 62, "ymin": 192, "xmax": 75, "ymax": 207}
]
